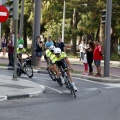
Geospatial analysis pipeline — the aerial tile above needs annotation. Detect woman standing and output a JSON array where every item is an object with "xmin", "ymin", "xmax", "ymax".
[
  {"xmin": 35, "ymin": 36, "xmax": 43, "ymax": 70},
  {"xmin": 86, "ymin": 41, "xmax": 95, "ymax": 75},
  {"xmin": 1, "ymin": 36, "xmax": 7, "ymax": 58}
]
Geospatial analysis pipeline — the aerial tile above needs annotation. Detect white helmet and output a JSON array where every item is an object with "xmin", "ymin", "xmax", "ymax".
[
  {"xmin": 54, "ymin": 48, "xmax": 61, "ymax": 54},
  {"xmin": 49, "ymin": 46, "xmax": 55, "ymax": 51},
  {"xmin": 18, "ymin": 44, "xmax": 23, "ymax": 49}
]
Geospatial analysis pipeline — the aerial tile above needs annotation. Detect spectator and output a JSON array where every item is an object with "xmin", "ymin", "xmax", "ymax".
[
  {"xmin": 1, "ymin": 36, "xmax": 7, "ymax": 58},
  {"xmin": 57, "ymin": 36, "xmax": 65, "ymax": 52},
  {"xmin": 45, "ymin": 36, "xmax": 54, "ymax": 49},
  {"xmin": 79, "ymin": 40, "xmax": 85, "ymax": 61},
  {"xmin": 93, "ymin": 40, "xmax": 103, "ymax": 77},
  {"xmin": 86, "ymin": 41, "xmax": 95, "ymax": 75},
  {"xmin": 7, "ymin": 39, "xmax": 14, "ymax": 67},
  {"xmin": 82, "ymin": 52, "xmax": 88, "ymax": 75},
  {"xmin": 17, "ymin": 34, "xmax": 24, "ymax": 47},
  {"xmin": 35, "ymin": 36, "xmax": 43, "ymax": 70}
]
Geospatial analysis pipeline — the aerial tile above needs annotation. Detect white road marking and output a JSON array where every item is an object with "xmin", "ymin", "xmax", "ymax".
[
  {"xmin": 73, "ymin": 76, "xmax": 120, "ymax": 89},
  {"xmin": 44, "ymin": 85, "xmax": 63, "ymax": 93},
  {"xmin": 0, "ymin": 12, "xmax": 7, "ymax": 16}
]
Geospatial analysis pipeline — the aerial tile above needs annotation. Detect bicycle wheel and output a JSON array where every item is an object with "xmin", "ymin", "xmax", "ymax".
[
  {"xmin": 47, "ymin": 68, "xmax": 56, "ymax": 81},
  {"xmin": 56, "ymin": 77, "xmax": 63, "ymax": 86},
  {"xmin": 64, "ymin": 76, "xmax": 76, "ymax": 98},
  {"xmin": 24, "ymin": 65, "xmax": 33, "ymax": 78}
]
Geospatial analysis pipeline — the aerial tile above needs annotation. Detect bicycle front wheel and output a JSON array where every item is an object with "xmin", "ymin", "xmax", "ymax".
[
  {"xmin": 65, "ymin": 76, "xmax": 76, "ymax": 98},
  {"xmin": 24, "ymin": 65, "xmax": 33, "ymax": 78}
]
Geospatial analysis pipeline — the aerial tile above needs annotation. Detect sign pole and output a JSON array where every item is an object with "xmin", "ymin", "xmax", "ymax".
[
  {"xmin": 104, "ymin": 0, "xmax": 112, "ymax": 77},
  {"xmin": 62, "ymin": 0, "xmax": 65, "ymax": 42},
  {"xmin": 13, "ymin": 0, "xmax": 19, "ymax": 80}
]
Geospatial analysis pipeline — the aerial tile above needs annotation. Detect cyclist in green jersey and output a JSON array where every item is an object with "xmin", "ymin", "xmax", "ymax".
[
  {"xmin": 50, "ymin": 47, "xmax": 77, "ymax": 91},
  {"xmin": 44, "ymin": 46, "xmax": 56, "ymax": 73},
  {"xmin": 17, "ymin": 44, "xmax": 30, "ymax": 64},
  {"xmin": 44, "ymin": 46, "xmax": 55, "ymax": 64}
]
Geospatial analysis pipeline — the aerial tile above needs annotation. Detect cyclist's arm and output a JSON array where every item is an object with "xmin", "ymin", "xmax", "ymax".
[
  {"xmin": 64, "ymin": 57, "xmax": 73, "ymax": 71},
  {"xmin": 17, "ymin": 54, "xmax": 22, "ymax": 62},
  {"xmin": 25, "ymin": 51, "xmax": 30, "ymax": 57},
  {"xmin": 52, "ymin": 63, "xmax": 60, "ymax": 76}
]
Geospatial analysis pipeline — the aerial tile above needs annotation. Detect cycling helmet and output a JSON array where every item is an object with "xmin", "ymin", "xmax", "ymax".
[
  {"xmin": 18, "ymin": 44, "xmax": 23, "ymax": 49},
  {"xmin": 54, "ymin": 48, "xmax": 61, "ymax": 54},
  {"xmin": 49, "ymin": 46, "xmax": 55, "ymax": 51}
]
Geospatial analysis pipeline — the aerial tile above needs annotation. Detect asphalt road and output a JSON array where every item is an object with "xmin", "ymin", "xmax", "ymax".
[{"xmin": 1, "ymin": 70, "xmax": 120, "ymax": 120}]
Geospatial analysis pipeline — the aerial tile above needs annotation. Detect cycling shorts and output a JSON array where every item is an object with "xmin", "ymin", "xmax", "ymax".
[{"xmin": 55, "ymin": 59, "xmax": 68, "ymax": 70}]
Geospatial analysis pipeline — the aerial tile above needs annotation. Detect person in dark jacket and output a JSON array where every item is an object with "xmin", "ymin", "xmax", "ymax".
[
  {"xmin": 57, "ymin": 36, "xmax": 65, "ymax": 52},
  {"xmin": 86, "ymin": 41, "xmax": 95, "ymax": 75},
  {"xmin": 35, "ymin": 36, "xmax": 43, "ymax": 70}
]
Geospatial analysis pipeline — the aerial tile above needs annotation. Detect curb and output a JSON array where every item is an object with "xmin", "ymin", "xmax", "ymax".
[
  {"xmin": 1, "ymin": 66, "xmax": 120, "ymax": 83},
  {"xmin": 0, "ymin": 87, "xmax": 46, "ymax": 101},
  {"xmin": 37, "ymin": 69, "xmax": 120, "ymax": 83}
]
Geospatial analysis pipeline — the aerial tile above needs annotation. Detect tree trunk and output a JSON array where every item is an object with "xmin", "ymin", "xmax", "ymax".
[{"xmin": 72, "ymin": 8, "xmax": 78, "ymax": 55}]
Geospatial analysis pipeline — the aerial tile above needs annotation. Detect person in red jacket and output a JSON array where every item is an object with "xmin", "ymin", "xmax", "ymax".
[{"xmin": 93, "ymin": 40, "xmax": 103, "ymax": 77}]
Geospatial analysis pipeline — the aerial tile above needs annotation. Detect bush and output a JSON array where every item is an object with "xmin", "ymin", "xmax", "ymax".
[{"xmin": 110, "ymin": 52, "xmax": 120, "ymax": 61}]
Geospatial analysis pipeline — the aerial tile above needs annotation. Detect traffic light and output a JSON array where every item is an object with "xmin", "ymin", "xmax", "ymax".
[
  {"xmin": 102, "ymin": 9, "xmax": 106, "ymax": 24},
  {"xmin": 9, "ymin": 0, "xmax": 13, "ymax": 18}
]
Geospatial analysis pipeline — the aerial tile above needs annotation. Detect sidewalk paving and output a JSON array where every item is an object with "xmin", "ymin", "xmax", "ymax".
[{"xmin": 0, "ymin": 74, "xmax": 45, "ymax": 102}]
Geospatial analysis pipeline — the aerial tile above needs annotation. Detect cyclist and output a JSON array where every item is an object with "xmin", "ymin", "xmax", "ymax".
[
  {"xmin": 44, "ymin": 46, "xmax": 55, "ymax": 64},
  {"xmin": 44, "ymin": 46, "xmax": 56, "ymax": 75},
  {"xmin": 50, "ymin": 47, "xmax": 77, "ymax": 91},
  {"xmin": 17, "ymin": 44, "xmax": 30, "ymax": 66}
]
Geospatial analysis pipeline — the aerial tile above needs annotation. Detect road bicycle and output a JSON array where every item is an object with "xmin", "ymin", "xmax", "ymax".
[
  {"xmin": 47, "ymin": 66, "xmax": 63, "ymax": 86},
  {"xmin": 58, "ymin": 66, "xmax": 76, "ymax": 98},
  {"xmin": 16, "ymin": 57, "xmax": 33, "ymax": 78}
]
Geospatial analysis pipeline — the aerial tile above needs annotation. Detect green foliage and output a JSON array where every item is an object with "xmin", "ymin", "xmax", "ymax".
[{"xmin": 111, "ymin": 52, "xmax": 120, "ymax": 61}]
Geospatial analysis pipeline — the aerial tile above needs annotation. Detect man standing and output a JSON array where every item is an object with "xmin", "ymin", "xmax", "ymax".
[
  {"xmin": 45, "ymin": 36, "xmax": 54, "ymax": 49},
  {"xmin": 57, "ymin": 36, "xmax": 65, "ymax": 52},
  {"xmin": 93, "ymin": 40, "xmax": 103, "ymax": 77},
  {"xmin": 17, "ymin": 34, "xmax": 24, "ymax": 47}
]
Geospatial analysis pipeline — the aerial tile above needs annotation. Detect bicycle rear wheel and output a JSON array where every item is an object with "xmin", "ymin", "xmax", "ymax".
[
  {"xmin": 24, "ymin": 65, "xmax": 33, "ymax": 78},
  {"xmin": 47, "ymin": 68, "xmax": 56, "ymax": 81}
]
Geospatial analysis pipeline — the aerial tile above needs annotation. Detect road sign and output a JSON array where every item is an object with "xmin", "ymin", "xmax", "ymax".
[{"xmin": 0, "ymin": 5, "xmax": 9, "ymax": 22}]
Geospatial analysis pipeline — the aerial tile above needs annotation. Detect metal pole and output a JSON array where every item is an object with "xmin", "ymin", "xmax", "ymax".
[
  {"xmin": 19, "ymin": 0, "xmax": 24, "ymax": 36},
  {"xmin": 13, "ymin": 0, "xmax": 19, "ymax": 80},
  {"xmin": 31, "ymin": 0, "xmax": 41, "ymax": 66},
  {"xmin": 104, "ymin": 0, "xmax": 112, "ymax": 77},
  {"xmin": 62, "ymin": 0, "xmax": 65, "ymax": 42}
]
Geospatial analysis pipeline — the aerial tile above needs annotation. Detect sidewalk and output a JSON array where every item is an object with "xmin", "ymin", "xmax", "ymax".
[
  {"xmin": 1, "ymin": 52, "xmax": 120, "ymax": 67},
  {"xmin": 0, "ymin": 73, "xmax": 45, "ymax": 102}
]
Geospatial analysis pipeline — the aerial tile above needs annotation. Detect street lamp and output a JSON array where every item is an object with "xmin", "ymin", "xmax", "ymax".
[{"xmin": 62, "ymin": 0, "xmax": 66, "ymax": 42}]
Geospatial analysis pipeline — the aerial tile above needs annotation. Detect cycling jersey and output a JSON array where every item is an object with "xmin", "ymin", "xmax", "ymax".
[
  {"xmin": 17, "ymin": 48, "xmax": 26, "ymax": 54},
  {"xmin": 44, "ymin": 49, "xmax": 55, "ymax": 64},
  {"xmin": 50, "ymin": 52, "xmax": 67, "ymax": 64},
  {"xmin": 45, "ymin": 49, "xmax": 52, "ymax": 58}
]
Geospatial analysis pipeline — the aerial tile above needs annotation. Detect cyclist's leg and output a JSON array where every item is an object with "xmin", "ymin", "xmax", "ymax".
[{"xmin": 61, "ymin": 59, "xmax": 77, "ymax": 91}]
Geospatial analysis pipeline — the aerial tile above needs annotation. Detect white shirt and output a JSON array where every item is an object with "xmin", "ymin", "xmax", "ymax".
[{"xmin": 79, "ymin": 44, "xmax": 84, "ymax": 52}]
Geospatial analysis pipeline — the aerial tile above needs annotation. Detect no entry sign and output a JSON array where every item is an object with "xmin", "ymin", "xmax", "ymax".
[{"xmin": 0, "ymin": 5, "xmax": 9, "ymax": 22}]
